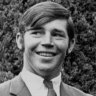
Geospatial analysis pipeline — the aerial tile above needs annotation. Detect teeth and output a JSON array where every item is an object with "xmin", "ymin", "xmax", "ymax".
[{"xmin": 37, "ymin": 52, "xmax": 54, "ymax": 57}]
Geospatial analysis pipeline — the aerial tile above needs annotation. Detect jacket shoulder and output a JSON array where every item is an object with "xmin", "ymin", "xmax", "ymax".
[
  {"xmin": 0, "ymin": 80, "xmax": 11, "ymax": 96},
  {"xmin": 62, "ymin": 82, "xmax": 93, "ymax": 96}
]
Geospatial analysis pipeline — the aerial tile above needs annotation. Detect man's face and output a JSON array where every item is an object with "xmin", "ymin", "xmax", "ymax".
[{"xmin": 17, "ymin": 19, "xmax": 74, "ymax": 78}]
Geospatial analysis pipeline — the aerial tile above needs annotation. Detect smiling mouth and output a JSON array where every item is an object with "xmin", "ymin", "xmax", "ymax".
[{"xmin": 36, "ymin": 52, "xmax": 57, "ymax": 57}]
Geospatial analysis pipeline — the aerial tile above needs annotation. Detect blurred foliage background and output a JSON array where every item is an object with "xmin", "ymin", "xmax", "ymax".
[{"xmin": 0, "ymin": 0, "xmax": 96, "ymax": 95}]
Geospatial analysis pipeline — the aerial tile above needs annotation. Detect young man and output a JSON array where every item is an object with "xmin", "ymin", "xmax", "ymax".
[{"xmin": 0, "ymin": 1, "xmax": 93, "ymax": 96}]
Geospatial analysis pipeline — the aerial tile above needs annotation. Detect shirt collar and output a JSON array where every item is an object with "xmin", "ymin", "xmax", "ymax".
[
  {"xmin": 21, "ymin": 68, "xmax": 61, "ymax": 90},
  {"xmin": 21, "ymin": 68, "xmax": 44, "ymax": 90}
]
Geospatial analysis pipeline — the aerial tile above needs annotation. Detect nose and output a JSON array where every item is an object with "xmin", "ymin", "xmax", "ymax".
[{"xmin": 41, "ymin": 32, "xmax": 54, "ymax": 48}]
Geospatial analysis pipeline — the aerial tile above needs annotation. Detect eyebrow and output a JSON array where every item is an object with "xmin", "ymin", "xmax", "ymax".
[
  {"xmin": 26, "ymin": 27, "xmax": 66, "ymax": 36},
  {"xmin": 52, "ymin": 29, "xmax": 66, "ymax": 35},
  {"xmin": 26, "ymin": 27, "xmax": 44, "ymax": 31}
]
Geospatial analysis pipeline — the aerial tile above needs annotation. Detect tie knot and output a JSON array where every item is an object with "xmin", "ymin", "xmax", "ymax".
[{"xmin": 43, "ymin": 79, "xmax": 53, "ymax": 89}]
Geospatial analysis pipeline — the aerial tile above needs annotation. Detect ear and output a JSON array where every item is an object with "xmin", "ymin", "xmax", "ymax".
[
  {"xmin": 16, "ymin": 33, "xmax": 24, "ymax": 50},
  {"xmin": 68, "ymin": 38, "xmax": 75, "ymax": 53}
]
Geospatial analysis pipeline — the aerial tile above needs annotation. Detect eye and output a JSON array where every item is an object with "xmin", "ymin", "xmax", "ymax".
[
  {"xmin": 51, "ymin": 29, "xmax": 66, "ymax": 39},
  {"xmin": 31, "ymin": 30, "xmax": 44, "ymax": 37},
  {"xmin": 32, "ymin": 31, "xmax": 42, "ymax": 35},
  {"xmin": 53, "ymin": 33, "xmax": 63, "ymax": 37},
  {"xmin": 52, "ymin": 32, "xmax": 65, "ymax": 39}
]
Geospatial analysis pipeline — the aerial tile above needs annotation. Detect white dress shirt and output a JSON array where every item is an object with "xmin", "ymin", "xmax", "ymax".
[{"xmin": 20, "ymin": 68, "xmax": 61, "ymax": 96}]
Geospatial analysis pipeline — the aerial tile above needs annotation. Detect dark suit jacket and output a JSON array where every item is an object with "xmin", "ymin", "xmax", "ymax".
[{"xmin": 0, "ymin": 74, "xmax": 93, "ymax": 96}]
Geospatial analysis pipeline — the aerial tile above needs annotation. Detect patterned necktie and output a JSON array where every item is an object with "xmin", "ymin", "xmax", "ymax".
[{"xmin": 44, "ymin": 79, "xmax": 57, "ymax": 96}]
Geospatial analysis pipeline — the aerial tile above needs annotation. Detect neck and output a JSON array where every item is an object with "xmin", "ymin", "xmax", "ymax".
[{"xmin": 43, "ymin": 68, "xmax": 61, "ymax": 80}]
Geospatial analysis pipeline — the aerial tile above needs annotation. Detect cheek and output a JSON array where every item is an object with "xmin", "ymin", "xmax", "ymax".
[
  {"xmin": 57, "ymin": 42, "xmax": 69, "ymax": 64},
  {"xmin": 55, "ymin": 40, "xmax": 69, "ymax": 53},
  {"xmin": 24, "ymin": 38, "xmax": 41, "ymax": 51}
]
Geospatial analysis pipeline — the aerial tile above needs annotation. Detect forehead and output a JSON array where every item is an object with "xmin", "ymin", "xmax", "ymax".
[
  {"xmin": 42, "ymin": 19, "xmax": 67, "ymax": 32},
  {"xmin": 25, "ymin": 19, "xmax": 68, "ymax": 34}
]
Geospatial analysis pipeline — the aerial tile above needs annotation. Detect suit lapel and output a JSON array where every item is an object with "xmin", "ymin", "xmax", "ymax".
[
  {"xmin": 9, "ymin": 75, "xmax": 76, "ymax": 96},
  {"xmin": 60, "ymin": 81, "xmax": 71, "ymax": 96},
  {"xmin": 9, "ymin": 74, "xmax": 31, "ymax": 96},
  {"xmin": 9, "ymin": 76, "xmax": 78, "ymax": 96}
]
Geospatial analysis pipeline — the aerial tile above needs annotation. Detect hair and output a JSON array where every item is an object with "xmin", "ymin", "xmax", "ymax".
[{"xmin": 19, "ymin": 1, "xmax": 75, "ymax": 41}]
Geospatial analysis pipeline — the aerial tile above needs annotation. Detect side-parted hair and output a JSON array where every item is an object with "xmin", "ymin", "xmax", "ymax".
[{"xmin": 19, "ymin": 1, "xmax": 75, "ymax": 41}]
